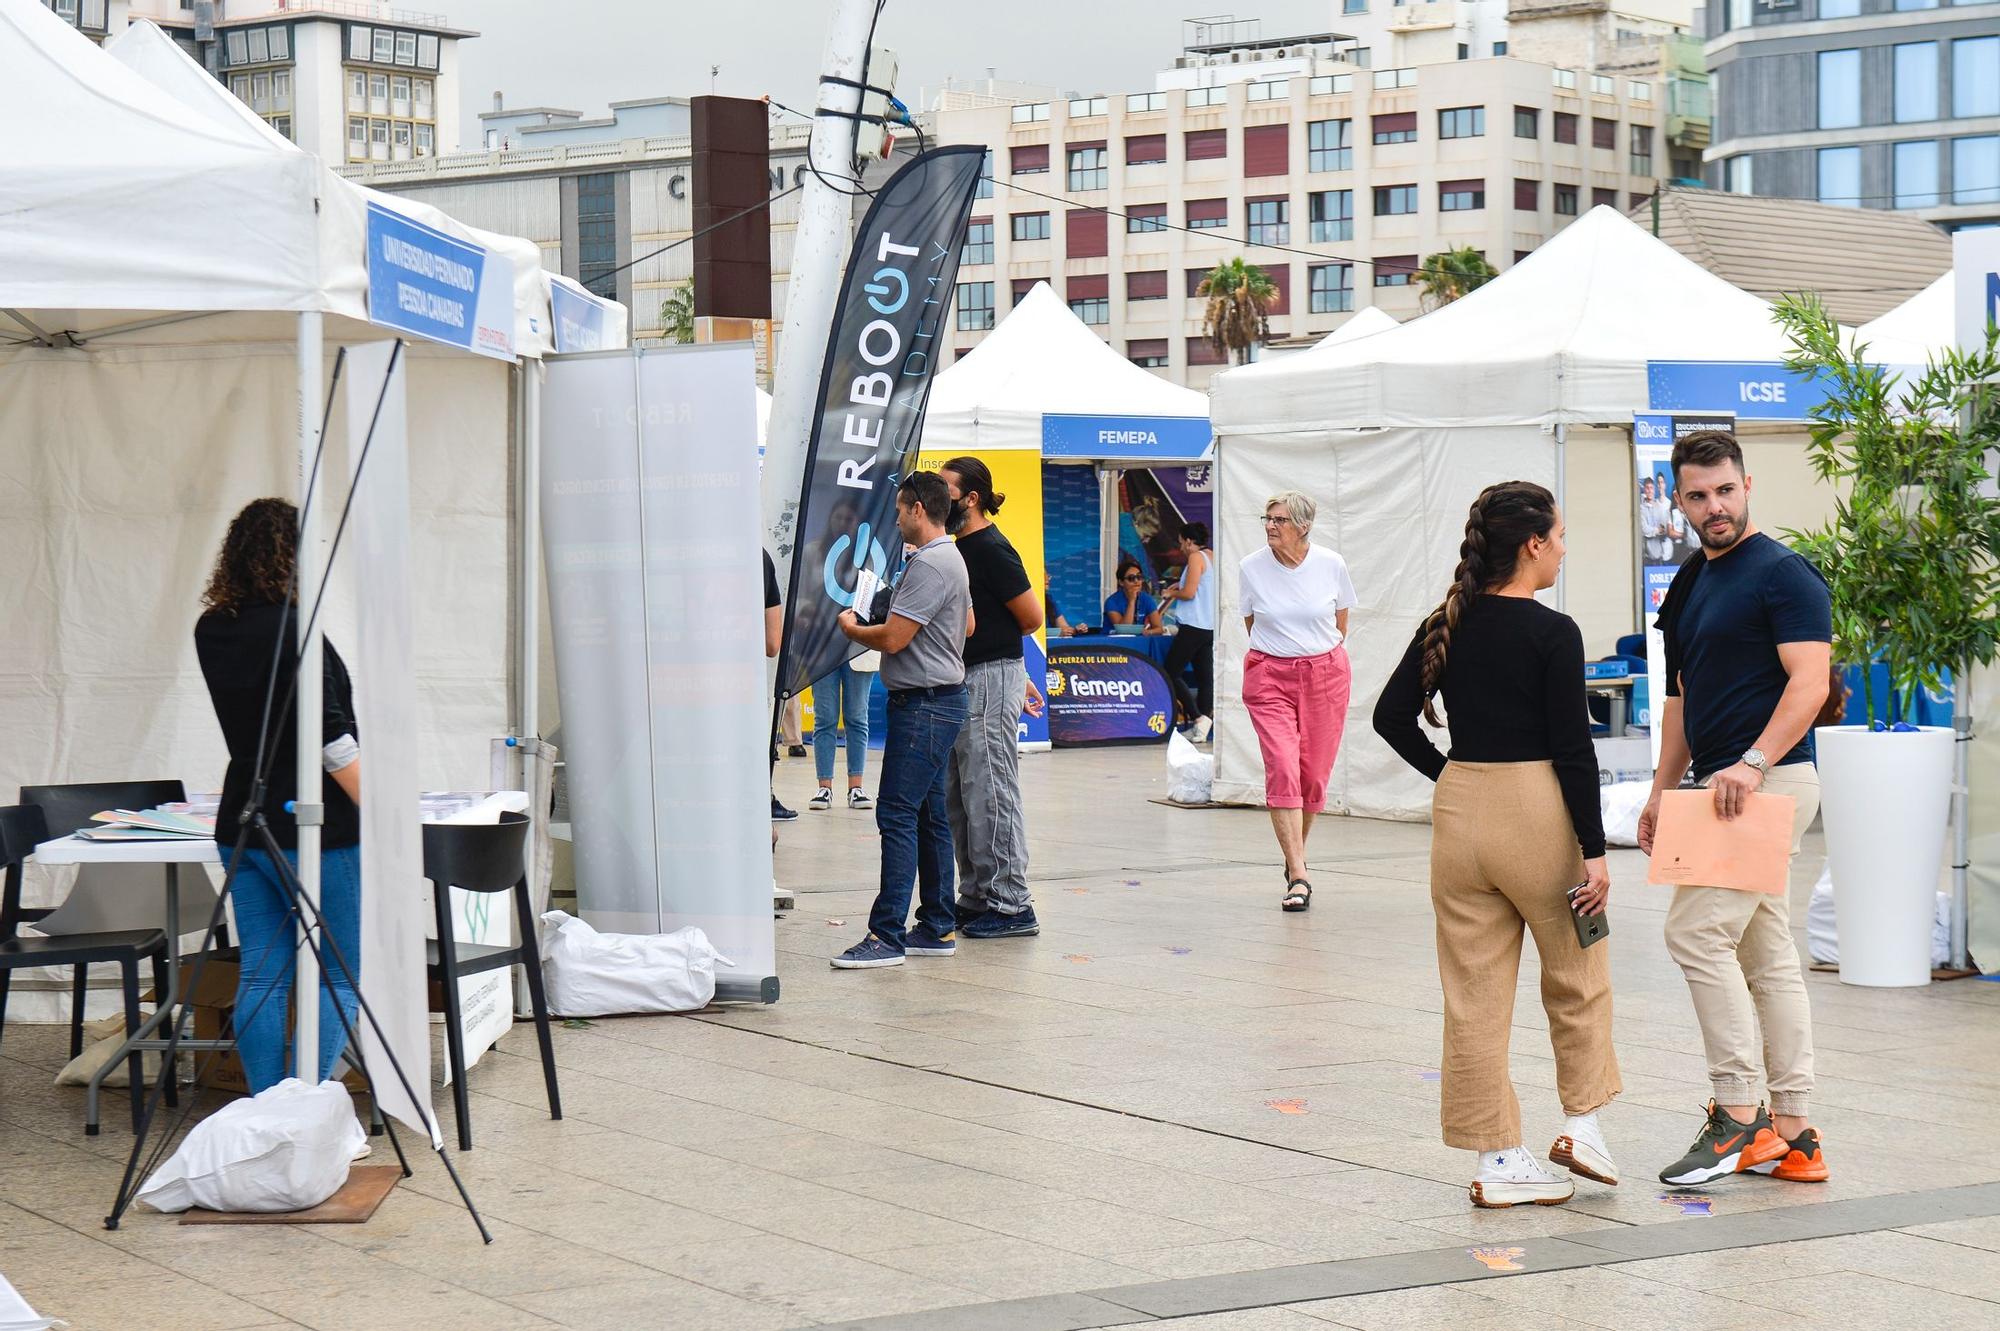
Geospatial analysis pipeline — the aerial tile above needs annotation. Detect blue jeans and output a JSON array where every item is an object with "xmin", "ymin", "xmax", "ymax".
[
  {"xmin": 812, "ymin": 663, "xmax": 873, "ymax": 783},
  {"xmin": 868, "ymin": 686, "xmax": 969, "ymax": 950},
  {"xmin": 232, "ymin": 844, "xmax": 362, "ymax": 1093}
]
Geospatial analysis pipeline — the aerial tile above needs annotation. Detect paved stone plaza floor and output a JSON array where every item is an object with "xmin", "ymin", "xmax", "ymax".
[{"xmin": 5, "ymin": 746, "xmax": 2000, "ymax": 1330}]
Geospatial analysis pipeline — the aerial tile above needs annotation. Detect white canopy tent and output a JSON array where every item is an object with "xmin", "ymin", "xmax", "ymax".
[
  {"xmin": 1261, "ymin": 306, "xmax": 1399, "ymax": 363},
  {"xmin": 0, "ymin": 1, "xmax": 615, "ymax": 1144},
  {"xmin": 1207, "ymin": 207, "xmax": 1837, "ymax": 818},
  {"xmin": 1857, "ymin": 274, "xmax": 1952, "ymax": 366}
]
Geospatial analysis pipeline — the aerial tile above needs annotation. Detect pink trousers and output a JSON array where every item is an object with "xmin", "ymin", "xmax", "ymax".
[{"xmin": 1242, "ymin": 647, "xmax": 1351, "ymax": 812}]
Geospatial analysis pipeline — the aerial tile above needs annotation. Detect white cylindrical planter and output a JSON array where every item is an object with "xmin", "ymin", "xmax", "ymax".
[{"xmin": 1816, "ymin": 724, "xmax": 1954, "ymax": 987}]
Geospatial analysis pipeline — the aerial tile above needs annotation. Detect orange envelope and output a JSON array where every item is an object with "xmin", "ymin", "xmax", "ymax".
[{"xmin": 1647, "ymin": 790, "xmax": 1798, "ymax": 894}]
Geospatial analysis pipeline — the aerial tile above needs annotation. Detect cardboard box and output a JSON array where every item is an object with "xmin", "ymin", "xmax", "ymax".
[{"xmin": 182, "ymin": 952, "xmax": 367, "ymax": 1097}]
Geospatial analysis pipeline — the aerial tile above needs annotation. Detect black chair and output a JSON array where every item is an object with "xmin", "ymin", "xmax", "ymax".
[
  {"xmin": 13, "ymin": 781, "xmax": 191, "ymax": 1060},
  {"xmin": 0, "ymin": 805, "xmax": 169, "ymax": 1133},
  {"xmin": 424, "ymin": 811, "xmax": 561, "ymax": 1151}
]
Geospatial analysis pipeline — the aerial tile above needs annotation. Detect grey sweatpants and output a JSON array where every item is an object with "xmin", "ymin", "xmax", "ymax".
[{"xmin": 947, "ymin": 657, "xmax": 1032, "ymax": 915}]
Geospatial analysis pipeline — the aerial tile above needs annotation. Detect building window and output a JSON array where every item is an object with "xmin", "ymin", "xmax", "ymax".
[
  {"xmin": 373, "ymin": 29, "xmax": 395, "ymax": 63},
  {"xmin": 414, "ymin": 77, "xmax": 432, "ymax": 117},
  {"xmin": 1438, "ymin": 106, "xmax": 1485, "ymax": 139},
  {"xmin": 1895, "ymin": 140, "xmax": 1940, "ymax": 208},
  {"xmin": 977, "ymin": 149, "xmax": 994, "ymax": 199},
  {"xmin": 1185, "ymin": 128, "xmax": 1228, "ymax": 160},
  {"xmin": 1011, "ymin": 278, "xmax": 1038, "ymax": 305},
  {"xmin": 395, "ymin": 31, "xmax": 417, "ymax": 65},
  {"xmin": 1011, "ymin": 144, "xmax": 1049, "ymax": 175},
  {"xmin": 1343, "ymin": 0, "xmax": 1368, "ymax": 11},
  {"xmin": 1440, "ymin": 180, "xmax": 1485, "ymax": 211},
  {"xmin": 1127, "ymin": 203, "xmax": 1168, "ymax": 233},
  {"xmin": 349, "ymin": 71, "xmax": 366, "ymax": 109},
  {"xmin": 1591, "ymin": 117, "xmax": 1617, "ymax": 149},
  {"xmin": 1955, "ymin": 38, "xmax": 2000, "ymax": 119},
  {"xmin": 52, "ymin": 0, "xmax": 78, "ymax": 20},
  {"xmin": 1308, "ymin": 74, "xmax": 1353, "ymax": 96},
  {"xmin": 1308, "ymin": 119, "xmax": 1352, "ymax": 172},
  {"xmin": 392, "ymin": 122, "xmax": 413, "ymax": 160},
  {"xmin": 268, "ymin": 115, "xmax": 292, "ymax": 141},
  {"xmin": 1495, "ymin": 42, "xmax": 1509, "ymax": 57},
  {"xmin": 1068, "ymin": 95, "xmax": 1108, "ymax": 118},
  {"xmin": 1554, "ymin": 113, "xmax": 1578, "ymax": 145},
  {"xmin": 347, "ymin": 118, "xmax": 366, "ymax": 159},
  {"xmin": 1011, "ymin": 102, "xmax": 1051, "ymax": 124},
  {"xmin": 1374, "ymin": 184, "xmax": 1418, "ymax": 216},
  {"xmin": 1630, "ymin": 81, "xmax": 1653, "ymax": 101},
  {"xmin": 1070, "ymin": 296, "xmax": 1110, "ymax": 325},
  {"xmin": 1129, "ymin": 339, "xmax": 1170, "ymax": 368},
  {"xmin": 957, "ymin": 282, "xmax": 997, "ymax": 331},
  {"xmin": 1555, "ymin": 184, "xmax": 1579, "ymax": 215},
  {"xmin": 1955, "ymin": 136, "xmax": 2000, "ymax": 205},
  {"xmin": 1374, "ymin": 67, "xmax": 1419, "ymax": 90},
  {"xmin": 1818, "ymin": 146, "xmax": 1862, "ymax": 207},
  {"xmin": 1819, "ymin": 49, "xmax": 1861, "ymax": 130},
  {"xmin": 418, "ymin": 33, "xmax": 439, "ymax": 68},
  {"xmin": 1553, "ymin": 69, "xmax": 1578, "ymax": 91},
  {"xmin": 1245, "ymin": 124, "xmax": 1289, "ymax": 176},
  {"xmin": 1593, "ymin": 187, "xmax": 1617, "ymax": 209},
  {"xmin": 1011, "ymin": 211, "xmax": 1051, "ymax": 241},
  {"xmin": 1187, "ymin": 337, "xmax": 1227, "ymax": 367},
  {"xmin": 1128, "ymin": 271, "xmax": 1168, "ymax": 302},
  {"xmin": 1515, "ymin": 107, "xmax": 1539, "ymax": 139},
  {"xmin": 1630, "ymin": 125, "xmax": 1653, "ymax": 176},
  {"xmin": 1895, "ymin": 0, "xmax": 1940, "ymax": 9},
  {"xmin": 1187, "ymin": 86, "xmax": 1228, "ymax": 108},
  {"xmin": 247, "ymin": 27, "xmax": 270, "ymax": 62},
  {"xmin": 1186, "ymin": 268, "xmax": 1213, "ymax": 298},
  {"xmin": 1186, "ymin": 198, "xmax": 1228, "ymax": 229},
  {"xmin": 1248, "ymin": 197, "xmax": 1290, "ymax": 245},
  {"xmin": 577, "ymin": 172, "xmax": 618, "ymax": 298},
  {"xmin": 1127, "ymin": 92, "xmax": 1167, "ymax": 113},
  {"xmin": 1374, "ymin": 256, "xmax": 1418, "ymax": 287},
  {"xmin": 1067, "ymin": 146, "xmax": 1109, "ymax": 192},
  {"xmin": 350, "ymin": 25, "xmax": 370, "ymax": 62},
  {"xmin": 1514, "ymin": 178, "xmax": 1539, "ymax": 210},
  {"xmin": 1309, "ymin": 189, "xmax": 1353, "ymax": 242},
  {"xmin": 391, "ymin": 74, "xmax": 412, "ymax": 115},
  {"xmin": 1308, "ymin": 264, "xmax": 1354, "ymax": 313},
  {"xmin": 962, "ymin": 220, "xmax": 993, "ymax": 266},
  {"xmin": 1591, "ymin": 74, "xmax": 1616, "ymax": 96},
  {"xmin": 1725, "ymin": 155, "xmax": 1754, "ymax": 195},
  {"xmin": 370, "ymin": 73, "xmax": 389, "ymax": 112},
  {"xmin": 1896, "ymin": 43, "xmax": 1940, "ymax": 123},
  {"xmin": 416, "ymin": 124, "xmax": 433, "ymax": 157},
  {"xmin": 1247, "ymin": 78, "xmax": 1289, "ymax": 102},
  {"xmin": 1373, "ymin": 112, "xmax": 1418, "ymax": 145},
  {"xmin": 1126, "ymin": 134, "xmax": 1167, "ymax": 166},
  {"xmin": 369, "ymin": 119, "xmax": 389, "ymax": 161},
  {"xmin": 1066, "ymin": 208, "xmax": 1108, "ymax": 258}
]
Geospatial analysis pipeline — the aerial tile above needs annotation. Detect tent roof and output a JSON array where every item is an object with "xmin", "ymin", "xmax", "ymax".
[
  {"xmin": 1857, "ymin": 273, "xmax": 1952, "ymax": 366},
  {"xmin": 926, "ymin": 283, "xmax": 1208, "ymax": 437},
  {"xmin": 1210, "ymin": 207, "xmax": 1806, "ymax": 433},
  {"xmin": 0, "ymin": 0, "xmax": 327, "ymax": 335}
]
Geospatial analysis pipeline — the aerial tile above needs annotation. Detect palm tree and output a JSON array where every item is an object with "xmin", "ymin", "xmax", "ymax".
[
  {"xmin": 1197, "ymin": 258, "xmax": 1280, "ymax": 365},
  {"xmin": 1415, "ymin": 247, "xmax": 1499, "ymax": 311},
  {"xmin": 660, "ymin": 284, "xmax": 695, "ymax": 343}
]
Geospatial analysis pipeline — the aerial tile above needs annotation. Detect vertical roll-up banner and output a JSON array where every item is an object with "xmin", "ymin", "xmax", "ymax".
[
  {"xmin": 1632, "ymin": 410, "xmax": 1734, "ymax": 766},
  {"xmin": 777, "ymin": 146, "xmax": 988, "ymax": 700}
]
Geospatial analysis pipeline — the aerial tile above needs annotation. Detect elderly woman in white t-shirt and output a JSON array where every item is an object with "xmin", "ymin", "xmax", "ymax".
[{"xmin": 1239, "ymin": 490, "xmax": 1359, "ymax": 912}]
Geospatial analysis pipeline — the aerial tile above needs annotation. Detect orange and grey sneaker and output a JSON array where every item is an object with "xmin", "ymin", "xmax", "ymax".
[
  {"xmin": 1657, "ymin": 1101, "xmax": 1791, "ymax": 1186},
  {"xmin": 1750, "ymin": 1127, "xmax": 1829, "ymax": 1182}
]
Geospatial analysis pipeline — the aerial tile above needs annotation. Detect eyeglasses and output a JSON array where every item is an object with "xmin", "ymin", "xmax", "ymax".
[
  {"xmin": 1259, "ymin": 515, "xmax": 1295, "ymax": 527},
  {"xmin": 1120, "ymin": 574, "xmax": 1144, "ymax": 582}
]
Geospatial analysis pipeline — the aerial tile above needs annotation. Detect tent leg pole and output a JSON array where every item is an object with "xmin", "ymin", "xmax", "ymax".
[
  {"xmin": 294, "ymin": 310, "xmax": 324, "ymax": 1080},
  {"xmin": 520, "ymin": 362, "xmax": 543, "ymax": 757},
  {"xmin": 1554, "ymin": 423, "xmax": 1568, "ymax": 614}
]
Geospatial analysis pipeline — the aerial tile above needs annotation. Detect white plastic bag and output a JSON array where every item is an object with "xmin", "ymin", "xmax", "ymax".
[
  {"xmin": 538, "ymin": 911, "xmax": 728, "ymax": 1017},
  {"xmin": 1599, "ymin": 781, "xmax": 1652, "ymax": 848},
  {"xmin": 1806, "ymin": 864, "xmax": 1950, "ymax": 968},
  {"xmin": 137, "ymin": 1079, "xmax": 362, "ymax": 1214},
  {"xmin": 1166, "ymin": 729, "xmax": 1214, "ymax": 805}
]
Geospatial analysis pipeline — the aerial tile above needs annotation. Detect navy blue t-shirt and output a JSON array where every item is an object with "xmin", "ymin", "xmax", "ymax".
[{"xmin": 1656, "ymin": 532, "xmax": 1831, "ymax": 780}]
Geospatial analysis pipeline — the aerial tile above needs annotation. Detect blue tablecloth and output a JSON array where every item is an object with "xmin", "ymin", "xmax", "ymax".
[{"xmin": 1055, "ymin": 631, "xmax": 1175, "ymax": 671}]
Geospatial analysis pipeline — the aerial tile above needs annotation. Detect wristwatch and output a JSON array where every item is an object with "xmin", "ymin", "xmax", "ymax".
[{"xmin": 1742, "ymin": 748, "xmax": 1768, "ymax": 775}]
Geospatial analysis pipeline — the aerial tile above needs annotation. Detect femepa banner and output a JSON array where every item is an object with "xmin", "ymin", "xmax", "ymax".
[{"xmin": 777, "ymin": 146, "xmax": 987, "ymax": 700}]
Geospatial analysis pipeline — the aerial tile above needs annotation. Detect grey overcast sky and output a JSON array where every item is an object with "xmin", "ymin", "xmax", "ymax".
[{"xmin": 444, "ymin": 1, "xmax": 1336, "ymax": 143}]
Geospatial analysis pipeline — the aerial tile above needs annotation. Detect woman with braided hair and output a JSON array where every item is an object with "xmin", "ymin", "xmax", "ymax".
[{"xmin": 1373, "ymin": 482, "xmax": 1621, "ymax": 1209}]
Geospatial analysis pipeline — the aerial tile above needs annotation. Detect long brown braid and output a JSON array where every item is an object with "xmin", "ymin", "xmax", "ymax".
[
  {"xmin": 1417, "ymin": 481, "xmax": 1557, "ymax": 726},
  {"xmin": 201, "ymin": 497, "xmax": 298, "ymax": 616}
]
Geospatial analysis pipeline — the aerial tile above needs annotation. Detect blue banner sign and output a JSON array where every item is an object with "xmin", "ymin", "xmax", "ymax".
[
  {"xmin": 365, "ymin": 202, "xmax": 514, "ymax": 360},
  {"xmin": 1044, "ymin": 644, "xmax": 1174, "ymax": 747},
  {"xmin": 550, "ymin": 278, "xmax": 616, "ymax": 353},
  {"xmin": 1646, "ymin": 361, "xmax": 1830, "ymax": 421},
  {"xmin": 1042, "ymin": 413, "xmax": 1214, "ymax": 462}
]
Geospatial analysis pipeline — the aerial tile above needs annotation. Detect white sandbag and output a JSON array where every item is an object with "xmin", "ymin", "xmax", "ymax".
[
  {"xmin": 1166, "ymin": 729, "xmax": 1214, "ymax": 805},
  {"xmin": 538, "ymin": 910, "xmax": 727, "ymax": 1017},
  {"xmin": 1805, "ymin": 865, "xmax": 1951, "ymax": 968},
  {"xmin": 137, "ymin": 1079, "xmax": 362, "ymax": 1214},
  {"xmin": 1600, "ymin": 781, "xmax": 1651, "ymax": 849}
]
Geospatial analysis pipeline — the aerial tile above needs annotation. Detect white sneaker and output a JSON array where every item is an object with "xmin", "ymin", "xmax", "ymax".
[
  {"xmin": 1470, "ymin": 1146, "xmax": 1575, "ymax": 1208},
  {"xmin": 1189, "ymin": 716, "xmax": 1213, "ymax": 743},
  {"xmin": 1550, "ymin": 1113, "xmax": 1619, "ymax": 1186}
]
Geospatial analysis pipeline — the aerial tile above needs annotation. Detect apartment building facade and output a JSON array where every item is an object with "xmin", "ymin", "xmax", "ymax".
[
  {"xmin": 39, "ymin": 0, "xmax": 471, "ymax": 167},
  {"xmin": 1704, "ymin": 0, "xmax": 2000, "ymax": 227},
  {"xmin": 934, "ymin": 43, "xmax": 1668, "ymax": 388}
]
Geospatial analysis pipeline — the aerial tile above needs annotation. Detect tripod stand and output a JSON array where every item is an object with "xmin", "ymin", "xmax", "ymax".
[{"xmin": 102, "ymin": 342, "xmax": 491, "ymax": 1241}]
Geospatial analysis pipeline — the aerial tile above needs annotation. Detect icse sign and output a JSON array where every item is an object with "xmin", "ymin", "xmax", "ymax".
[{"xmin": 1646, "ymin": 360, "xmax": 1828, "ymax": 421}]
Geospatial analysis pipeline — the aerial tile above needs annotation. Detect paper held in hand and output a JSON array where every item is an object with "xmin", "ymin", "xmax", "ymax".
[
  {"xmin": 1647, "ymin": 789, "xmax": 1798, "ymax": 894},
  {"xmin": 851, "ymin": 568, "xmax": 889, "ymax": 626}
]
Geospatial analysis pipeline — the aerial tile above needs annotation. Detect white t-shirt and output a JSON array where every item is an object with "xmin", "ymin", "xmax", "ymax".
[{"xmin": 1239, "ymin": 544, "xmax": 1359, "ymax": 657}]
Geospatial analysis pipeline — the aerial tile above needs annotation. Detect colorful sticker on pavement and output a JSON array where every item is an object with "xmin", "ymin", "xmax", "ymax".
[
  {"xmin": 1468, "ymin": 1246, "xmax": 1526, "ymax": 1272},
  {"xmin": 1264, "ymin": 1098, "xmax": 1308, "ymax": 1115},
  {"xmin": 1658, "ymin": 1193, "xmax": 1715, "ymax": 1216}
]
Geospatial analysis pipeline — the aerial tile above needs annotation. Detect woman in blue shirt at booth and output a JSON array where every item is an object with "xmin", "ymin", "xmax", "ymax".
[{"xmin": 1104, "ymin": 558, "xmax": 1166, "ymax": 633}]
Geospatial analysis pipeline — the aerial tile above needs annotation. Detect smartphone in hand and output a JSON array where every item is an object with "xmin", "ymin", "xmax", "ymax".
[{"xmin": 1568, "ymin": 883, "xmax": 1609, "ymax": 949}]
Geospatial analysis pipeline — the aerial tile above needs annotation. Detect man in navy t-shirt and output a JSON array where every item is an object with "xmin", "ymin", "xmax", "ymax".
[{"xmin": 1638, "ymin": 431, "xmax": 1832, "ymax": 1191}]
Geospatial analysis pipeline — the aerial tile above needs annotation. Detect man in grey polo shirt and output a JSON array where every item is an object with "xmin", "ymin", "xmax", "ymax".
[{"xmin": 831, "ymin": 472, "xmax": 973, "ymax": 969}]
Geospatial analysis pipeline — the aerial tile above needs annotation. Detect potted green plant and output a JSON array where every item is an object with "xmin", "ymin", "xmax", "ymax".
[{"xmin": 1776, "ymin": 293, "xmax": 2000, "ymax": 986}]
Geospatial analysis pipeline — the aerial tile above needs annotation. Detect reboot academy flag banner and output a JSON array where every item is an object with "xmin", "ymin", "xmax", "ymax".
[{"xmin": 777, "ymin": 145, "xmax": 987, "ymax": 700}]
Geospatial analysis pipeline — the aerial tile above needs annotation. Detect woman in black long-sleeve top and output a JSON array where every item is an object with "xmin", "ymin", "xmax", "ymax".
[{"xmin": 1372, "ymin": 481, "xmax": 1621, "ymax": 1211}]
